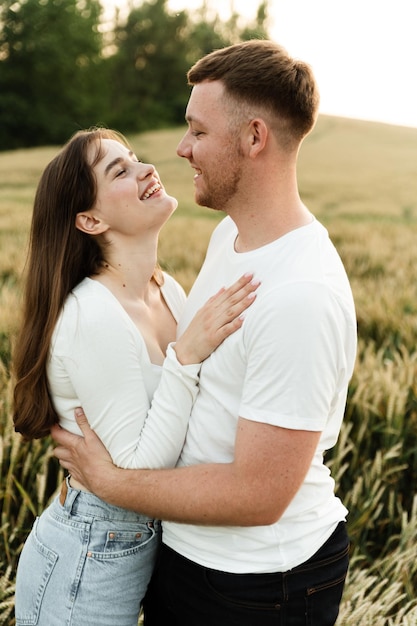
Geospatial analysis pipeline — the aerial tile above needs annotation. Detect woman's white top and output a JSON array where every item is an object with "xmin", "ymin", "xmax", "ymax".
[{"xmin": 47, "ymin": 274, "xmax": 200, "ymax": 469}]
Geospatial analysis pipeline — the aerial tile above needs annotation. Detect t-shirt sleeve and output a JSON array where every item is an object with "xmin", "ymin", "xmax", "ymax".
[
  {"xmin": 49, "ymin": 288, "xmax": 199, "ymax": 470},
  {"xmin": 239, "ymin": 281, "xmax": 350, "ymax": 432}
]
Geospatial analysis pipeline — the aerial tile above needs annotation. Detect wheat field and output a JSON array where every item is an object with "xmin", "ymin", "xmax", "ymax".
[{"xmin": 1, "ymin": 118, "xmax": 417, "ymax": 624}]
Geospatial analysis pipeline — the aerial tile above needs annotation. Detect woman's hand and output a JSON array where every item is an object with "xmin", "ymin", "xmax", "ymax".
[{"xmin": 174, "ymin": 273, "xmax": 259, "ymax": 365}]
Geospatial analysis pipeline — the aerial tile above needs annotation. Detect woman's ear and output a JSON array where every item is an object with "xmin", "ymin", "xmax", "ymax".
[{"xmin": 75, "ymin": 212, "xmax": 108, "ymax": 235}]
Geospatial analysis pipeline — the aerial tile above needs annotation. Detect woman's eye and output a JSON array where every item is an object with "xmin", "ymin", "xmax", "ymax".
[{"xmin": 115, "ymin": 169, "xmax": 126, "ymax": 177}]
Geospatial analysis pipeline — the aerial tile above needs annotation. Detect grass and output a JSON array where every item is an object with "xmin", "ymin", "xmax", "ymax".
[{"xmin": 1, "ymin": 116, "xmax": 417, "ymax": 624}]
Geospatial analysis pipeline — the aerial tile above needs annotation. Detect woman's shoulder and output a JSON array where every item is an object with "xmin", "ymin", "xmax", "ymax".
[{"xmin": 55, "ymin": 278, "xmax": 126, "ymax": 336}]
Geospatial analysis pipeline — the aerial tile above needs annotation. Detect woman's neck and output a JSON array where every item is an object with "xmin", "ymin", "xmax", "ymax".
[{"xmin": 95, "ymin": 241, "xmax": 158, "ymax": 303}]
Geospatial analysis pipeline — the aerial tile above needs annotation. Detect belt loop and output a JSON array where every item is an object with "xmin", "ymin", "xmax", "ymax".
[
  {"xmin": 59, "ymin": 475, "xmax": 79, "ymax": 513},
  {"xmin": 59, "ymin": 477, "xmax": 68, "ymax": 505}
]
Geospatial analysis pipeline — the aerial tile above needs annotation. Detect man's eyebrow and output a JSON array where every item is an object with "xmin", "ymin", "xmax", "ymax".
[{"xmin": 104, "ymin": 150, "xmax": 135, "ymax": 177}]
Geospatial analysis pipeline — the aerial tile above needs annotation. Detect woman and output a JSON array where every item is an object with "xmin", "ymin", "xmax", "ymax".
[{"xmin": 12, "ymin": 128, "xmax": 257, "ymax": 626}]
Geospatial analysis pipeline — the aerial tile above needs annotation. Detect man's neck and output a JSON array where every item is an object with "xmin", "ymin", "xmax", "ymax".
[{"xmin": 230, "ymin": 199, "xmax": 312, "ymax": 253}]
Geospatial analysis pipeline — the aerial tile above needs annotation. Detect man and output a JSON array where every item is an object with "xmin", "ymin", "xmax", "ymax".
[{"xmin": 53, "ymin": 39, "xmax": 357, "ymax": 626}]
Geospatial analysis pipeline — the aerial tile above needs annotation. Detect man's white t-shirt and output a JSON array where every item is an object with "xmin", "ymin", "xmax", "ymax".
[{"xmin": 163, "ymin": 216, "xmax": 357, "ymax": 573}]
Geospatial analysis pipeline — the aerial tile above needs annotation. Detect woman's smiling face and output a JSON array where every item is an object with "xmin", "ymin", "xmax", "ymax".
[{"xmin": 89, "ymin": 138, "xmax": 178, "ymax": 237}]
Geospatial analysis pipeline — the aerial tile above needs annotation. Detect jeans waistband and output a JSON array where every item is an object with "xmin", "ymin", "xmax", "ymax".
[{"xmin": 58, "ymin": 476, "xmax": 157, "ymax": 525}]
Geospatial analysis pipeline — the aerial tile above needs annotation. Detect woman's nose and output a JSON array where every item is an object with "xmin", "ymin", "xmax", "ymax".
[{"xmin": 137, "ymin": 161, "xmax": 155, "ymax": 178}]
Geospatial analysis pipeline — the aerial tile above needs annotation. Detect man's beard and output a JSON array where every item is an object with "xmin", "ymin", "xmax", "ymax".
[{"xmin": 196, "ymin": 153, "xmax": 243, "ymax": 211}]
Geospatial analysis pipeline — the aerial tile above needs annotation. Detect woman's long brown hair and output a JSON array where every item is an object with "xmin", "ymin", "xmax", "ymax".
[{"xmin": 12, "ymin": 128, "xmax": 131, "ymax": 440}]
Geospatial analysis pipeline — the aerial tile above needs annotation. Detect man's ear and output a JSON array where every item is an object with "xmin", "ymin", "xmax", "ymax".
[
  {"xmin": 75, "ymin": 212, "xmax": 108, "ymax": 235},
  {"xmin": 247, "ymin": 118, "xmax": 268, "ymax": 157}
]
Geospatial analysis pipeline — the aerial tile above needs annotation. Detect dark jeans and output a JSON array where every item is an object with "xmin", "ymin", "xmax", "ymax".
[{"xmin": 143, "ymin": 521, "xmax": 349, "ymax": 626}]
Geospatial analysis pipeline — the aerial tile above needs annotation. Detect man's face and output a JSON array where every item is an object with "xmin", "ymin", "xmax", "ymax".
[{"xmin": 177, "ymin": 81, "xmax": 244, "ymax": 212}]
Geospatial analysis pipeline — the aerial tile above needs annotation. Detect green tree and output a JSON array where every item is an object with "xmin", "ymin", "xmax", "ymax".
[
  {"xmin": 0, "ymin": 0, "xmax": 107, "ymax": 149},
  {"xmin": 106, "ymin": 0, "xmax": 191, "ymax": 133},
  {"xmin": 181, "ymin": 0, "xmax": 270, "ymax": 62},
  {"xmin": 0, "ymin": 0, "xmax": 271, "ymax": 148},
  {"xmin": 240, "ymin": 1, "xmax": 270, "ymax": 41},
  {"xmin": 106, "ymin": 0, "xmax": 271, "ymax": 134}
]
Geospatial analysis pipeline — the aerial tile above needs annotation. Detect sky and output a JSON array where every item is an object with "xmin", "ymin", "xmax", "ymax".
[{"xmin": 103, "ymin": 0, "xmax": 417, "ymax": 129}]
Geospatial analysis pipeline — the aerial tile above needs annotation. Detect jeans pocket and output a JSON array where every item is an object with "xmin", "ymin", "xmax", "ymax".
[
  {"xmin": 305, "ymin": 572, "xmax": 347, "ymax": 626},
  {"xmin": 15, "ymin": 518, "xmax": 59, "ymax": 626},
  {"xmin": 89, "ymin": 520, "xmax": 158, "ymax": 558},
  {"xmin": 76, "ymin": 522, "xmax": 160, "ymax": 618},
  {"xmin": 304, "ymin": 546, "xmax": 349, "ymax": 626}
]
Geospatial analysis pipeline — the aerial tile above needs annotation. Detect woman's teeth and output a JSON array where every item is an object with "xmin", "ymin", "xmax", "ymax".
[{"xmin": 141, "ymin": 183, "xmax": 161, "ymax": 200}]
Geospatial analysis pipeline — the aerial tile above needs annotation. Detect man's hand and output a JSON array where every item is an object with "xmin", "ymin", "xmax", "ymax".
[{"xmin": 51, "ymin": 408, "xmax": 114, "ymax": 492}]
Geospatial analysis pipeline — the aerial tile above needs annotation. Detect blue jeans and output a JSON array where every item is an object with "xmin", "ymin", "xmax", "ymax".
[
  {"xmin": 144, "ymin": 522, "xmax": 349, "ymax": 626},
  {"xmin": 15, "ymin": 477, "xmax": 160, "ymax": 626}
]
